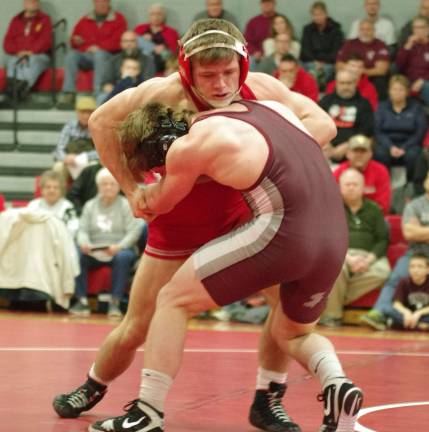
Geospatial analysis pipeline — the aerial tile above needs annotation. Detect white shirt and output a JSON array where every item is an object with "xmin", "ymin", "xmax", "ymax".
[{"xmin": 349, "ymin": 16, "xmax": 397, "ymax": 45}]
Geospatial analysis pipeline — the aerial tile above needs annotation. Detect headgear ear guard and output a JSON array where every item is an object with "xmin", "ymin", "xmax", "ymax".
[
  {"xmin": 143, "ymin": 115, "xmax": 189, "ymax": 169},
  {"xmin": 179, "ymin": 30, "xmax": 249, "ymax": 89}
]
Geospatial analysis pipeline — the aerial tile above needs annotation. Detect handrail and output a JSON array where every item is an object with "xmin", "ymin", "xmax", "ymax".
[
  {"xmin": 51, "ymin": 18, "xmax": 67, "ymax": 105},
  {"xmin": 12, "ymin": 55, "xmax": 29, "ymax": 148}
]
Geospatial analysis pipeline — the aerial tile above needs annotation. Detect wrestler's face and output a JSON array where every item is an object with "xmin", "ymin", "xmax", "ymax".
[{"xmin": 192, "ymin": 56, "xmax": 241, "ymax": 108}]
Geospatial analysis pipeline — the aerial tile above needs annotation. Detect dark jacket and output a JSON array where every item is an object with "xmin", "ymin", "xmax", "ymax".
[
  {"xmin": 300, "ymin": 18, "xmax": 344, "ymax": 63},
  {"xmin": 375, "ymin": 98, "xmax": 427, "ymax": 151},
  {"xmin": 319, "ymin": 91, "xmax": 374, "ymax": 145}
]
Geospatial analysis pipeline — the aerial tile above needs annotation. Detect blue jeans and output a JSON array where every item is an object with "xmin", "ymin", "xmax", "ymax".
[
  {"xmin": 419, "ymin": 80, "xmax": 429, "ymax": 105},
  {"xmin": 6, "ymin": 53, "xmax": 50, "ymax": 87},
  {"xmin": 373, "ymin": 251, "xmax": 411, "ymax": 314},
  {"xmin": 62, "ymin": 49, "xmax": 113, "ymax": 94},
  {"xmin": 75, "ymin": 248, "xmax": 137, "ymax": 300},
  {"xmin": 384, "ymin": 307, "xmax": 429, "ymax": 328}
]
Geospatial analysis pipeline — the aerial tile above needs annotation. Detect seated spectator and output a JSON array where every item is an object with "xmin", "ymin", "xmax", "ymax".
[
  {"xmin": 374, "ymin": 75, "xmax": 427, "ymax": 182},
  {"xmin": 395, "ymin": 16, "xmax": 429, "ymax": 105},
  {"xmin": 28, "ymin": 170, "xmax": 78, "ymax": 237},
  {"xmin": 163, "ymin": 55, "xmax": 179, "ymax": 76},
  {"xmin": 398, "ymin": 0, "xmax": 429, "ymax": 47},
  {"xmin": 57, "ymin": 0, "xmax": 126, "ymax": 107},
  {"xmin": 244, "ymin": 0, "xmax": 277, "ymax": 64},
  {"xmin": 253, "ymin": 33, "xmax": 292, "ymax": 75},
  {"xmin": 326, "ymin": 53, "xmax": 378, "ymax": 111},
  {"xmin": 70, "ymin": 168, "xmax": 142, "ymax": 318},
  {"xmin": 361, "ymin": 171, "xmax": 429, "ymax": 330},
  {"xmin": 66, "ymin": 162, "xmax": 103, "ymax": 215},
  {"xmin": 348, "ymin": 0, "xmax": 396, "ymax": 49},
  {"xmin": 334, "ymin": 135, "xmax": 391, "ymax": 214},
  {"xmin": 384, "ymin": 253, "xmax": 429, "ymax": 331},
  {"xmin": 103, "ymin": 57, "xmax": 143, "ymax": 103},
  {"xmin": 319, "ymin": 69, "xmax": 374, "ymax": 164},
  {"xmin": 2, "ymin": 0, "xmax": 52, "ymax": 100},
  {"xmin": 300, "ymin": 1, "xmax": 344, "ymax": 90},
  {"xmin": 337, "ymin": 19, "xmax": 390, "ymax": 99},
  {"xmin": 193, "ymin": 0, "xmax": 239, "ymax": 28},
  {"xmin": 275, "ymin": 54, "xmax": 319, "ymax": 102},
  {"xmin": 53, "ymin": 96, "xmax": 98, "ymax": 181},
  {"xmin": 98, "ymin": 30, "xmax": 156, "ymax": 103},
  {"xmin": 319, "ymin": 168, "xmax": 390, "ymax": 327},
  {"xmin": 263, "ymin": 13, "xmax": 300, "ymax": 59},
  {"xmin": 135, "ymin": 3, "xmax": 180, "ymax": 75}
]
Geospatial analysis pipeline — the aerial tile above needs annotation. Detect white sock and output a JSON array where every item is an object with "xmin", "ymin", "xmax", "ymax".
[
  {"xmin": 308, "ymin": 351, "xmax": 345, "ymax": 389},
  {"xmin": 139, "ymin": 368, "xmax": 173, "ymax": 412},
  {"xmin": 80, "ymin": 297, "xmax": 89, "ymax": 306},
  {"xmin": 88, "ymin": 363, "xmax": 110, "ymax": 386},
  {"xmin": 256, "ymin": 367, "xmax": 288, "ymax": 390}
]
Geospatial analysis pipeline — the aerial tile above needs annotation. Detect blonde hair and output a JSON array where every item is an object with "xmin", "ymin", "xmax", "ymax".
[
  {"xmin": 39, "ymin": 170, "xmax": 65, "ymax": 195},
  {"xmin": 389, "ymin": 74, "xmax": 410, "ymax": 91}
]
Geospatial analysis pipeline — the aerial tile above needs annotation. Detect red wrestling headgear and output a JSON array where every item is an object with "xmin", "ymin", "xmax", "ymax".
[{"xmin": 178, "ymin": 30, "xmax": 249, "ymax": 89}]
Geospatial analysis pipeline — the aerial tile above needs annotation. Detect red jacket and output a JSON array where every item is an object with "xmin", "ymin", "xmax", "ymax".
[
  {"xmin": 274, "ymin": 67, "xmax": 319, "ymax": 102},
  {"xmin": 333, "ymin": 160, "xmax": 391, "ymax": 214},
  {"xmin": 3, "ymin": 10, "xmax": 52, "ymax": 54},
  {"xmin": 134, "ymin": 23, "xmax": 179, "ymax": 54},
  {"xmin": 71, "ymin": 10, "xmax": 127, "ymax": 53},
  {"xmin": 325, "ymin": 75, "xmax": 378, "ymax": 111}
]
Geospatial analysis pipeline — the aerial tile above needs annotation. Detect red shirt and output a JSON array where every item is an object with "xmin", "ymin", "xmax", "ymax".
[
  {"xmin": 134, "ymin": 23, "xmax": 180, "ymax": 54},
  {"xmin": 333, "ymin": 160, "xmax": 391, "ymax": 214},
  {"xmin": 336, "ymin": 38, "xmax": 389, "ymax": 69},
  {"xmin": 71, "ymin": 10, "xmax": 127, "ymax": 53},
  {"xmin": 244, "ymin": 14, "xmax": 273, "ymax": 55},
  {"xmin": 274, "ymin": 67, "xmax": 319, "ymax": 102},
  {"xmin": 3, "ymin": 10, "xmax": 52, "ymax": 54},
  {"xmin": 325, "ymin": 75, "xmax": 378, "ymax": 111}
]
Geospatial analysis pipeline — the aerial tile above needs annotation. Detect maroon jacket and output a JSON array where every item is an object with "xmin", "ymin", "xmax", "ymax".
[
  {"xmin": 396, "ymin": 42, "xmax": 429, "ymax": 82},
  {"xmin": 71, "ymin": 10, "xmax": 127, "ymax": 53},
  {"xmin": 3, "ymin": 10, "xmax": 52, "ymax": 54},
  {"xmin": 134, "ymin": 23, "xmax": 180, "ymax": 54}
]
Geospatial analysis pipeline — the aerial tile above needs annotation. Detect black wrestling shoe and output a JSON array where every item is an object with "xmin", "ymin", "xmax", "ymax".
[
  {"xmin": 249, "ymin": 382, "xmax": 301, "ymax": 432},
  {"xmin": 53, "ymin": 378, "xmax": 107, "ymax": 418},
  {"xmin": 318, "ymin": 379, "xmax": 363, "ymax": 431},
  {"xmin": 89, "ymin": 399, "xmax": 164, "ymax": 432}
]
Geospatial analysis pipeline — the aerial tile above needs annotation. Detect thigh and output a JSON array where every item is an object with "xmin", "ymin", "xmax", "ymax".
[{"xmin": 124, "ymin": 254, "xmax": 185, "ymax": 321}]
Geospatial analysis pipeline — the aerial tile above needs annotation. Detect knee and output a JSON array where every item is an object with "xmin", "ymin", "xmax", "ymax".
[
  {"xmin": 113, "ymin": 249, "xmax": 136, "ymax": 265},
  {"xmin": 271, "ymin": 316, "xmax": 314, "ymax": 346}
]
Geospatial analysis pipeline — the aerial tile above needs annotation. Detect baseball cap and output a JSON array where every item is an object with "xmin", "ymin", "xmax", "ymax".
[
  {"xmin": 348, "ymin": 135, "xmax": 372, "ymax": 151},
  {"xmin": 75, "ymin": 96, "xmax": 97, "ymax": 112}
]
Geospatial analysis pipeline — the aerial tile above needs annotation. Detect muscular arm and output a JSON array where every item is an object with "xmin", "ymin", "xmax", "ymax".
[{"xmin": 246, "ymin": 72, "xmax": 336, "ymax": 147}]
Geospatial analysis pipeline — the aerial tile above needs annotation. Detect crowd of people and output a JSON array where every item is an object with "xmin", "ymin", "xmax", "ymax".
[{"xmin": 1, "ymin": 0, "xmax": 429, "ymax": 327}]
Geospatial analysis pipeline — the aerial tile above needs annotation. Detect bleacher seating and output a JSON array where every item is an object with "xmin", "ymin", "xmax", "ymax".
[{"xmin": 0, "ymin": 67, "xmax": 94, "ymax": 93}]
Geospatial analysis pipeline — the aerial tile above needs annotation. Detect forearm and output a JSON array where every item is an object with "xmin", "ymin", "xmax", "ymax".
[
  {"xmin": 393, "ymin": 301, "xmax": 410, "ymax": 315},
  {"xmin": 403, "ymin": 223, "xmax": 429, "ymax": 242}
]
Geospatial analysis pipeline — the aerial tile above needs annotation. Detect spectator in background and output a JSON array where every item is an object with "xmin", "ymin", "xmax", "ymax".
[
  {"xmin": 361, "ymin": 171, "xmax": 429, "ymax": 330},
  {"xmin": 326, "ymin": 54, "xmax": 378, "ymax": 111},
  {"xmin": 67, "ymin": 162, "xmax": 103, "ymax": 215},
  {"xmin": 398, "ymin": 0, "xmax": 429, "ymax": 47},
  {"xmin": 319, "ymin": 69, "xmax": 374, "ymax": 164},
  {"xmin": 263, "ymin": 14, "xmax": 300, "ymax": 59},
  {"xmin": 193, "ymin": 0, "xmax": 239, "ymax": 28},
  {"xmin": 244, "ymin": 0, "xmax": 277, "ymax": 63},
  {"xmin": 337, "ymin": 19, "xmax": 390, "ymax": 99},
  {"xmin": 70, "ymin": 168, "xmax": 142, "ymax": 318},
  {"xmin": 384, "ymin": 253, "xmax": 429, "ymax": 331},
  {"xmin": 135, "ymin": 3, "xmax": 180, "ymax": 75},
  {"xmin": 163, "ymin": 55, "xmax": 179, "ymax": 76},
  {"xmin": 57, "ymin": 0, "xmax": 127, "ymax": 108},
  {"xmin": 253, "ymin": 33, "xmax": 292, "ymax": 75},
  {"xmin": 300, "ymin": 1, "xmax": 344, "ymax": 90},
  {"xmin": 3, "ymin": 0, "xmax": 52, "ymax": 100},
  {"xmin": 348, "ymin": 0, "xmax": 396, "ymax": 49},
  {"xmin": 102, "ymin": 57, "xmax": 143, "ymax": 104},
  {"xmin": 28, "ymin": 170, "xmax": 79, "ymax": 237},
  {"xmin": 319, "ymin": 168, "xmax": 390, "ymax": 327},
  {"xmin": 374, "ymin": 74, "xmax": 427, "ymax": 182},
  {"xmin": 53, "ymin": 96, "xmax": 98, "ymax": 182},
  {"xmin": 395, "ymin": 16, "xmax": 429, "ymax": 105},
  {"xmin": 275, "ymin": 54, "xmax": 319, "ymax": 102},
  {"xmin": 98, "ymin": 30, "xmax": 156, "ymax": 103},
  {"xmin": 334, "ymin": 135, "xmax": 391, "ymax": 214}
]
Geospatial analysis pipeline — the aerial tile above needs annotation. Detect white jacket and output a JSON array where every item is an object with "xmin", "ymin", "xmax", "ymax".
[{"xmin": 0, "ymin": 208, "xmax": 80, "ymax": 308}]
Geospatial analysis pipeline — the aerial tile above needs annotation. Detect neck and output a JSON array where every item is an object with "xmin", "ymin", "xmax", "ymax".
[
  {"xmin": 346, "ymin": 198, "xmax": 363, "ymax": 212},
  {"xmin": 392, "ymin": 100, "xmax": 406, "ymax": 110},
  {"xmin": 24, "ymin": 10, "xmax": 37, "ymax": 18},
  {"xmin": 101, "ymin": 196, "xmax": 115, "ymax": 206}
]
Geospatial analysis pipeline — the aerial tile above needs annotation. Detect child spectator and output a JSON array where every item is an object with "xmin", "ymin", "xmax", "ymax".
[{"xmin": 385, "ymin": 253, "xmax": 429, "ymax": 331}]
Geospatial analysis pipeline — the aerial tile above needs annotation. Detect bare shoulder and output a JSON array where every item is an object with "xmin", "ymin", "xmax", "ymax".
[{"xmin": 246, "ymin": 72, "xmax": 292, "ymax": 102}]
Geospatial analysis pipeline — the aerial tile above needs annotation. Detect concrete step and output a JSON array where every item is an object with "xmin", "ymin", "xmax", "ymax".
[
  {"xmin": 0, "ymin": 175, "xmax": 35, "ymax": 200},
  {"xmin": 0, "ymin": 130, "xmax": 60, "ymax": 147},
  {"xmin": 0, "ymin": 109, "xmax": 74, "ymax": 125},
  {"xmin": 0, "ymin": 152, "xmax": 53, "ymax": 176}
]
